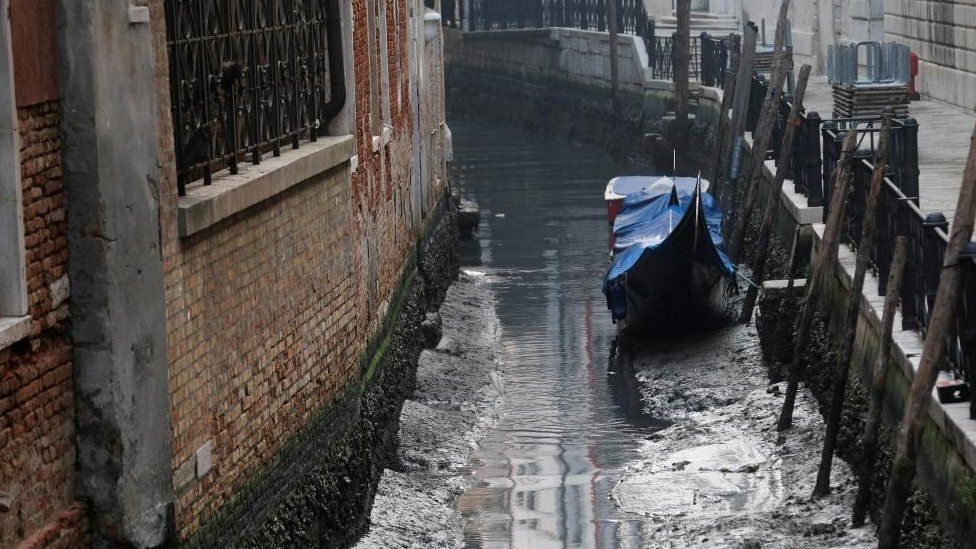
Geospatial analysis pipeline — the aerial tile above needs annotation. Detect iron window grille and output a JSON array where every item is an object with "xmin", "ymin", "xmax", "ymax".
[{"xmin": 165, "ymin": 0, "xmax": 345, "ymax": 196}]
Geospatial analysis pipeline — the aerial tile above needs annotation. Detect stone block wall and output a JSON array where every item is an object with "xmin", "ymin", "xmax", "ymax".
[
  {"xmin": 886, "ymin": 0, "xmax": 976, "ymax": 111},
  {"xmin": 0, "ymin": 3, "xmax": 86, "ymax": 546},
  {"xmin": 454, "ymin": 28, "xmax": 654, "ymax": 96}
]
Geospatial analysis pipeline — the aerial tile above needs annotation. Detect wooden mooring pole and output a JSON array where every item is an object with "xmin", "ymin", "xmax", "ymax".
[
  {"xmin": 786, "ymin": 224, "xmax": 805, "ymax": 290},
  {"xmin": 851, "ymin": 235, "xmax": 908, "ymax": 527},
  {"xmin": 739, "ymin": 64, "xmax": 812, "ymax": 323},
  {"xmin": 608, "ymin": 0, "xmax": 620, "ymax": 109},
  {"xmin": 713, "ymin": 26, "xmax": 757, "ymax": 201},
  {"xmin": 674, "ymin": 0, "xmax": 691, "ymax": 122},
  {"xmin": 878, "ymin": 122, "xmax": 976, "ymax": 549},
  {"xmin": 709, "ymin": 52, "xmax": 738, "ymax": 186},
  {"xmin": 813, "ymin": 114, "xmax": 893, "ymax": 498},
  {"xmin": 777, "ymin": 130, "xmax": 859, "ymax": 431},
  {"xmin": 728, "ymin": 0, "xmax": 793, "ymax": 262}
]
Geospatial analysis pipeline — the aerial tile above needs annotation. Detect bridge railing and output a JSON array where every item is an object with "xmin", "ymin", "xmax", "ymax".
[
  {"xmin": 700, "ymin": 32, "xmax": 737, "ymax": 88},
  {"xmin": 464, "ymin": 1, "xmax": 739, "ymax": 86}
]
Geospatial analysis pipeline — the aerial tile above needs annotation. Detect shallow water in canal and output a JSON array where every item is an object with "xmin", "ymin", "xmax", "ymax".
[{"xmin": 450, "ymin": 117, "xmax": 666, "ymax": 548}]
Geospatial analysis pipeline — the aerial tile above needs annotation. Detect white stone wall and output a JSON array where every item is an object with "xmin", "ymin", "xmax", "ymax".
[
  {"xmin": 734, "ymin": 0, "xmax": 885, "ymax": 75},
  {"xmin": 551, "ymin": 28, "xmax": 653, "ymax": 94},
  {"xmin": 885, "ymin": 0, "xmax": 976, "ymax": 111},
  {"xmin": 455, "ymin": 28, "xmax": 678, "ymax": 96}
]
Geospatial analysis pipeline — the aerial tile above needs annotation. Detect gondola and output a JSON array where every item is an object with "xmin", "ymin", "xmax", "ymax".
[{"xmin": 602, "ymin": 175, "xmax": 736, "ymax": 333}]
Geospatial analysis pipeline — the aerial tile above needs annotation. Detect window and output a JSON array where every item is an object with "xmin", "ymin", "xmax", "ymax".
[
  {"xmin": 367, "ymin": 0, "xmax": 393, "ymax": 149},
  {"xmin": 0, "ymin": 0, "xmax": 28, "ymax": 329},
  {"xmin": 165, "ymin": 0, "xmax": 345, "ymax": 195}
]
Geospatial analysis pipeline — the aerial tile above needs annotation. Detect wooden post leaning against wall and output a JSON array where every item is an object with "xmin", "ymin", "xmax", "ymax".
[
  {"xmin": 713, "ymin": 26, "xmax": 757, "ymax": 201},
  {"xmin": 709, "ymin": 52, "xmax": 738, "ymax": 186},
  {"xmin": 777, "ymin": 130, "xmax": 860, "ymax": 431},
  {"xmin": 852, "ymin": 235, "xmax": 908, "ymax": 527},
  {"xmin": 878, "ymin": 122, "xmax": 976, "ymax": 549},
  {"xmin": 727, "ymin": 0, "xmax": 792, "ymax": 262},
  {"xmin": 674, "ymin": 0, "xmax": 691, "ymax": 122},
  {"xmin": 813, "ymin": 114, "xmax": 893, "ymax": 498},
  {"xmin": 738, "ymin": 64, "xmax": 812, "ymax": 323}
]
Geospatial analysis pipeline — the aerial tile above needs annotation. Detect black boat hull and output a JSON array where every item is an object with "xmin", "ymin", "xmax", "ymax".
[{"xmin": 612, "ymin": 190, "xmax": 733, "ymax": 334}]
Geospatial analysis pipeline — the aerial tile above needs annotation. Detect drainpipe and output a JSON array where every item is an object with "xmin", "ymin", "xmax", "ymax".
[{"xmin": 321, "ymin": 0, "xmax": 347, "ymax": 124}]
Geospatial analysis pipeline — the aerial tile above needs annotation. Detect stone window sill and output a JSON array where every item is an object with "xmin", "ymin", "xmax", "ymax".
[
  {"xmin": 0, "ymin": 315, "xmax": 30, "ymax": 350},
  {"xmin": 178, "ymin": 135, "xmax": 355, "ymax": 237}
]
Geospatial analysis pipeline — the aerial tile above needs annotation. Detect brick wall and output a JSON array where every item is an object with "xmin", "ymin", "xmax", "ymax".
[
  {"xmin": 0, "ymin": 101, "xmax": 85, "ymax": 547},
  {"xmin": 150, "ymin": 0, "xmax": 437, "ymax": 539}
]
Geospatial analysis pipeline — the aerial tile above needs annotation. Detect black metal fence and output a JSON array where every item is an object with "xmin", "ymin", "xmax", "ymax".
[
  {"xmin": 165, "ymin": 0, "xmax": 345, "ymax": 195},
  {"xmin": 700, "ymin": 32, "xmax": 737, "ymax": 87},
  {"xmin": 734, "ymin": 69, "xmax": 972, "ymax": 406},
  {"xmin": 818, "ymin": 120, "xmax": 973, "ymax": 404},
  {"xmin": 469, "ymin": 0, "xmax": 618, "ymax": 34}
]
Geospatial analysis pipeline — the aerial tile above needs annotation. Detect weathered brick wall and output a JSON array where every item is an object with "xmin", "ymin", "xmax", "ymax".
[
  {"xmin": 0, "ymin": 101, "xmax": 86, "ymax": 547},
  {"xmin": 149, "ymin": 0, "xmax": 443, "ymax": 540}
]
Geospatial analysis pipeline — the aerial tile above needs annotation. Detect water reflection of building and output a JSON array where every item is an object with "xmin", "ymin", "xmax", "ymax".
[{"xmin": 452, "ymin": 121, "xmax": 654, "ymax": 547}]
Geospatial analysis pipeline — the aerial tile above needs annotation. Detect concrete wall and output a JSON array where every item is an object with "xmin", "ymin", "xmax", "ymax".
[
  {"xmin": 59, "ymin": 1, "xmax": 172, "ymax": 546},
  {"xmin": 886, "ymin": 0, "xmax": 976, "ymax": 111}
]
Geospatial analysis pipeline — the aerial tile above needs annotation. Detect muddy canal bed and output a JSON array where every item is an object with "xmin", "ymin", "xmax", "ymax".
[
  {"xmin": 613, "ymin": 326, "xmax": 878, "ymax": 548},
  {"xmin": 354, "ymin": 273, "xmax": 504, "ymax": 549}
]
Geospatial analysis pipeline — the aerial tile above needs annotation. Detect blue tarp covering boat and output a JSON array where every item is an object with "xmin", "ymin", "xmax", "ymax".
[{"xmin": 602, "ymin": 176, "xmax": 736, "ymax": 332}]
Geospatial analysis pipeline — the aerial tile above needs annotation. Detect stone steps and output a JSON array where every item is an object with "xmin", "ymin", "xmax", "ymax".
[{"xmin": 656, "ymin": 10, "xmax": 741, "ymax": 34}]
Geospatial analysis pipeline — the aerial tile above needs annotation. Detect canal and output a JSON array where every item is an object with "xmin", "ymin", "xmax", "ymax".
[
  {"xmin": 451, "ymin": 117, "xmax": 665, "ymax": 547},
  {"xmin": 447, "ymin": 117, "xmax": 879, "ymax": 548}
]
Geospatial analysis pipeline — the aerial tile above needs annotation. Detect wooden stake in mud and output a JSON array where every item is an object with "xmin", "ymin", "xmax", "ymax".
[
  {"xmin": 713, "ymin": 26, "xmax": 758, "ymax": 201},
  {"xmin": 813, "ymin": 114, "xmax": 894, "ymax": 498},
  {"xmin": 851, "ymin": 235, "xmax": 908, "ymax": 527},
  {"xmin": 878, "ymin": 122, "xmax": 976, "ymax": 549},
  {"xmin": 777, "ymin": 130, "xmax": 860, "ymax": 431},
  {"xmin": 786, "ymin": 224, "xmax": 805, "ymax": 290},
  {"xmin": 728, "ymin": 0, "xmax": 793, "ymax": 262},
  {"xmin": 674, "ymin": 0, "xmax": 692, "ymax": 122},
  {"xmin": 709, "ymin": 51, "xmax": 738, "ymax": 186},
  {"xmin": 739, "ymin": 64, "xmax": 812, "ymax": 323},
  {"xmin": 608, "ymin": 0, "xmax": 620, "ymax": 109}
]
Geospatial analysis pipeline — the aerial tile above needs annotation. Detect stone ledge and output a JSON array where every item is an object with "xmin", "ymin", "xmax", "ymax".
[
  {"xmin": 0, "ymin": 315, "xmax": 30, "ymax": 350},
  {"xmin": 178, "ymin": 135, "xmax": 355, "ymax": 237},
  {"xmin": 811, "ymin": 222, "xmax": 976, "ymax": 474}
]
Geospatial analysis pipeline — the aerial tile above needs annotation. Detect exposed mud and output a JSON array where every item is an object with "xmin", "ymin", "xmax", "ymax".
[
  {"xmin": 354, "ymin": 273, "xmax": 504, "ymax": 549},
  {"xmin": 611, "ymin": 325, "xmax": 879, "ymax": 548}
]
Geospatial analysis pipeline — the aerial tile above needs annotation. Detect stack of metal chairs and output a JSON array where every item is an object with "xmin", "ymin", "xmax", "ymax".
[{"xmin": 828, "ymin": 41, "xmax": 911, "ymax": 118}]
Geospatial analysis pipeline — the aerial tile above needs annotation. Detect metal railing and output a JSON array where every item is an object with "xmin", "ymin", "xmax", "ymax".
[
  {"xmin": 165, "ymin": 0, "xmax": 345, "ymax": 195},
  {"xmin": 735, "ymin": 69, "xmax": 971, "ymax": 403},
  {"xmin": 817, "ymin": 121, "xmax": 974, "ymax": 400},
  {"xmin": 700, "ymin": 32, "xmax": 737, "ymax": 88},
  {"xmin": 465, "ymin": 1, "xmax": 740, "ymax": 86}
]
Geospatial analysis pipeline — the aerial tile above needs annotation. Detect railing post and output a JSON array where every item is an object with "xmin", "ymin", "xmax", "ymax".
[
  {"xmin": 804, "ymin": 111, "xmax": 823, "ymax": 207},
  {"xmin": 960, "ymin": 242, "xmax": 976, "ymax": 419},
  {"xmin": 900, "ymin": 199, "xmax": 922, "ymax": 330},
  {"xmin": 847, "ymin": 159, "xmax": 870, "ymax": 245},
  {"xmin": 923, "ymin": 212, "xmax": 950, "ymax": 326},
  {"xmin": 700, "ymin": 32, "xmax": 712, "ymax": 86},
  {"xmin": 900, "ymin": 117, "xmax": 920, "ymax": 204},
  {"xmin": 821, "ymin": 123, "xmax": 842, "ymax": 221}
]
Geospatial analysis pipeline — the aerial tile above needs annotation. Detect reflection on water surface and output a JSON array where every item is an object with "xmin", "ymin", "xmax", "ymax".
[{"xmin": 450, "ymin": 118, "xmax": 668, "ymax": 548}]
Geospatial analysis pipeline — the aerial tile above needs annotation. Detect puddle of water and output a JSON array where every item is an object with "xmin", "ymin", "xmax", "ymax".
[
  {"xmin": 612, "ymin": 439, "xmax": 784, "ymax": 519},
  {"xmin": 450, "ymin": 117, "xmax": 667, "ymax": 548}
]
